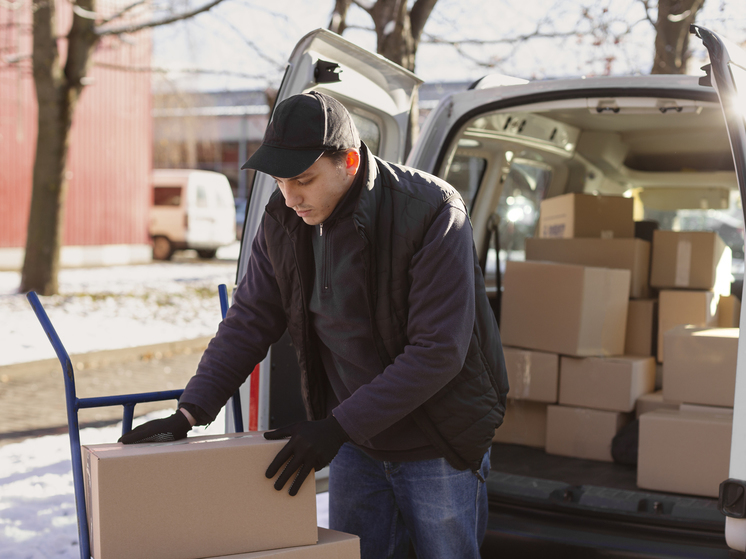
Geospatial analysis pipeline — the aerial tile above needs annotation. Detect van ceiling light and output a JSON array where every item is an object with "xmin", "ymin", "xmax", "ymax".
[
  {"xmin": 458, "ymin": 139, "xmax": 481, "ymax": 148},
  {"xmin": 505, "ymin": 151, "xmax": 514, "ymax": 162}
]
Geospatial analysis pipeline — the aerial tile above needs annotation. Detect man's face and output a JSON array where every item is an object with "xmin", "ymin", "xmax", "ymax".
[{"xmin": 273, "ymin": 151, "xmax": 359, "ymax": 226}]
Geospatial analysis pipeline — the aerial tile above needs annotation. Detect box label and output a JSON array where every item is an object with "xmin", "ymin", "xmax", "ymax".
[{"xmin": 675, "ymin": 240, "xmax": 692, "ymax": 287}]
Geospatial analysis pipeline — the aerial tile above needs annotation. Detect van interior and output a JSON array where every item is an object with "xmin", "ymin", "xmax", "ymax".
[{"xmin": 435, "ymin": 95, "xmax": 741, "ymax": 527}]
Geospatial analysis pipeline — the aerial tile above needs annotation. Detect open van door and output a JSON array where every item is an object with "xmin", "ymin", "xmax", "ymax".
[
  {"xmin": 232, "ymin": 29, "xmax": 421, "ymax": 433},
  {"xmin": 691, "ymin": 25, "xmax": 746, "ymax": 553}
]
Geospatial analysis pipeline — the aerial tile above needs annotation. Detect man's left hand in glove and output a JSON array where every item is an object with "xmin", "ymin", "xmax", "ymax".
[{"xmin": 264, "ymin": 416, "xmax": 350, "ymax": 496}]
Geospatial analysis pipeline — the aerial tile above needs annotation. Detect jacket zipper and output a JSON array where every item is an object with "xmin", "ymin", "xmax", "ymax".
[{"xmin": 320, "ymin": 222, "xmax": 330, "ymax": 291}]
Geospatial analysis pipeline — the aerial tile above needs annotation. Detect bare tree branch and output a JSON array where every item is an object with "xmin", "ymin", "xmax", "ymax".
[
  {"xmin": 96, "ymin": 0, "xmax": 225, "ymax": 36},
  {"xmin": 410, "ymin": 0, "xmax": 438, "ymax": 43},
  {"xmin": 208, "ymin": 11, "xmax": 285, "ymax": 68},
  {"xmin": 94, "ymin": 60, "xmax": 271, "ymax": 80},
  {"xmin": 99, "ymin": 0, "xmax": 147, "ymax": 25},
  {"xmin": 329, "ymin": 0, "xmax": 352, "ymax": 34},
  {"xmin": 422, "ymin": 28, "xmax": 578, "ymax": 46},
  {"xmin": 351, "ymin": 0, "xmax": 374, "ymax": 17}
]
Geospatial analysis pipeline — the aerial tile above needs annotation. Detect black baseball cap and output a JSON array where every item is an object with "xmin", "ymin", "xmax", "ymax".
[{"xmin": 241, "ymin": 91, "xmax": 360, "ymax": 178}]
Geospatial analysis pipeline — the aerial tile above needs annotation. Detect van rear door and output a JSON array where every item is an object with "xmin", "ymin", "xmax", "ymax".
[
  {"xmin": 235, "ymin": 28, "xmax": 421, "ymax": 432},
  {"xmin": 691, "ymin": 24, "xmax": 746, "ymax": 553}
]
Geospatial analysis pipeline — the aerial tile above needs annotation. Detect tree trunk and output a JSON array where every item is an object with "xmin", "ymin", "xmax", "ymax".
[
  {"xmin": 651, "ymin": 0, "xmax": 705, "ymax": 74},
  {"xmin": 366, "ymin": 0, "xmax": 437, "ymax": 159},
  {"xmin": 21, "ymin": 0, "xmax": 97, "ymax": 295},
  {"xmin": 328, "ymin": 0, "xmax": 351, "ymax": 35}
]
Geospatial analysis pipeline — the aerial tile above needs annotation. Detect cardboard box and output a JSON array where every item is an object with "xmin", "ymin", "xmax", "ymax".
[
  {"xmin": 637, "ymin": 409, "xmax": 732, "ymax": 497},
  {"xmin": 718, "ymin": 294, "xmax": 741, "ymax": 327},
  {"xmin": 538, "ymin": 193, "xmax": 634, "ymax": 239},
  {"xmin": 83, "ymin": 432, "xmax": 317, "ymax": 559},
  {"xmin": 635, "ymin": 391, "xmax": 679, "ymax": 418},
  {"xmin": 650, "ymin": 230, "xmax": 732, "ymax": 294},
  {"xmin": 209, "ymin": 529, "xmax": 360, "ymax": 559},
  {"xmin": 625, "ymin": 299, "xmax": 657, "ymax": 357},
  {"xmin": 492, "ymin": 400, "xmax": 548, "ymax": 448},
  {"xmin": 546, "ymin": 405, "xmax": 630, "ymax": 461},
  {"xmin": 662, "ymin": 325, "xmax": 738, "ymax": 407},
  {"xmin": 657, "ymin": 290, "xmax": 718, "ymax": 362},
  {"xmin": 503, "ymin": 347, "xmax": 559, "ymax": 402},
  {"xmin": 559, "ymin": 356, "xmax": 656, "ymax": 412},
  {"xmin": 501, "ymin": 261, "xmax": 630, "ymax": 357},
  {"xmin": 525, "ymin": 237, "xmax": 650, "ymax": 298}
]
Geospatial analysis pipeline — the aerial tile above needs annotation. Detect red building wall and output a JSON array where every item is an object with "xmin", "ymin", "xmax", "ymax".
[{"xmin": 0, "ymin": 0, "xmax": 151, "ymax": 250}]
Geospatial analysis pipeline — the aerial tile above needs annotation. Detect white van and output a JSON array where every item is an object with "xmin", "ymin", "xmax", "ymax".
[
  {"xmin": 231, "ymin": 27, "xmax": 746, "ymax": 558},
  {"xmin": 150, "ymin": 169, "xmax": 236, "ymax": 260}
]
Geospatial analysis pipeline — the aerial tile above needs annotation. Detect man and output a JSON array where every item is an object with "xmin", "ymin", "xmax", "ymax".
[{"xmin": 121, "ymin": 91, "xmax": 509, "ymax": 558}]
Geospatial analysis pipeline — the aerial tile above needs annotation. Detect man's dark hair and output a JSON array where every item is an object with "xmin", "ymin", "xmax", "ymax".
[{"xmin": 323, "ymin": 149, "xmax": 349, "ymax": 171}]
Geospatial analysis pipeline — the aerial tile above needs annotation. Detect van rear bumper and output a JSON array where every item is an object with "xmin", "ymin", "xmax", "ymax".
[{"xmin": 482, "ymin": 499, "xmax": 729, "ymax": 558}]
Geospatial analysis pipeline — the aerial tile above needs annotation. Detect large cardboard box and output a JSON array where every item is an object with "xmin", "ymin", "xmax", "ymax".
[
  {"xmin": 650, "ymin": 230, "xmax": 732, "ymax": 294},
  {"xmin": 662, "ymin": 325, "xmax": 738, "ymax": 407},
  {"xmin": 492, "ymin": 400, "xmax": 548, "ymax": 448},
  {"xmin": 718, "ymin": 295, "xmax": 741, "ymax": 328},
  {"xmin": 501, "ymin": 261, "xmax": 630, "ymax": 357},
  {"xmin": 637, "ymin": 409, "xmax": 732, "ymax": 497},
  {"xmin": 545, "ymin": 405, "xmax": 630, "ymax": 462},
  {"xmin": 657, "ymin": 290, "xmax": 718, "ymax": 362},
  {"xmin": 625, "ymin": 299, "xmax": 657, "ymax": 357},
  {"xmin": 538, "ymin": 193, "xmax": 634, "ymax": 239},
  {"xmin": 635, "ymin": 391, "xmax": 679, "ymax": 418},
  {"xmin": 503, "ymin": 347, "xmax": 559, "ymax": 402},
  {"xmin": 559, "ymin": 356, "xmax": 656, "ymax": 412},
  {"xmin": 525, "ymin": 238, "xmax": 650, "ymax": 298},
  {"xmin": 83, "ymin": 432, "xmax": 318, "ymax": 559},
  {"xmin": 209, "ymin": 529, "xmax": 360, "ymax": 559}
]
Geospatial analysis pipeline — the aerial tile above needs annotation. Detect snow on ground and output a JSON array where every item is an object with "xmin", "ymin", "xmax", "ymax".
[
  {"xmin": 0, "ymin": 410, "xmax": 330, "ymax": 558},
  {"xmin": 0, "ymin": 248, "xmax": 330, "ymax": 556},
  {"xmin": 0, "ymin": 244, "xmax": 240, "ymax": 366}
]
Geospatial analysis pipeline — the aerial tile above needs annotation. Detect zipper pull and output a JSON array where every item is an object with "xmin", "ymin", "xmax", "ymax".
[{"xmin": 319, "ymin": 223, "xmax": 323, "ymax": 236}]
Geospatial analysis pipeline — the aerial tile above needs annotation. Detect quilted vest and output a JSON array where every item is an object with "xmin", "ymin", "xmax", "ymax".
[{"xmin": 263, "ymin": 146, "xmax": 508, "ymax": 471}]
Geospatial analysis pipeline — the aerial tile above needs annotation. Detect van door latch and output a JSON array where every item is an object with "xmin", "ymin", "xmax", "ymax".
[
  {"xmin": 315, "ymin": 60, "xmax": 342, "ymax": 84},
  {"xmin": 719, "ymin": 478, "xmax": 746, "ymax": 518}
]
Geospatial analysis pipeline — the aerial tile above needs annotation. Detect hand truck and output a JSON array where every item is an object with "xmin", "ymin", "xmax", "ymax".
[{"xmin": 26, "ymin": 284, "xmax": 243, "ymax": 559}]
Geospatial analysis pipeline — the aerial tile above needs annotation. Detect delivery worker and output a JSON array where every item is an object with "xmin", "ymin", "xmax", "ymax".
[{"xmin": 120, "ymin": 91, "xmax": 509, "ymax": 559}]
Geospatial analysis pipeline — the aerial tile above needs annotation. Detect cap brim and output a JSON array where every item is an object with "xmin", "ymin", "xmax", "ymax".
[{"xmin": 241, "ymin": 144, "xmax": 324, "ymax": 178}]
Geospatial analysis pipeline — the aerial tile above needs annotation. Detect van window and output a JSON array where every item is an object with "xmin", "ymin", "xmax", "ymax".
[
  {"xmin": 153, "ymin": 187, "xmax": 182, "ymax": 206},
  {"xmin": 493, "ymin": 155, "xmax": 553, "ymax": 272},
  {"xmin": 215, "ymin": 185, "xmax": 235, "ymax": 209},
  {"xmin": 351, "ymin": 113, "xmax": 381, "ymax": 156},
  {"xmin": 445, "ymin": 155, "xmax": 487, "ymax": 210},
  {"xmin": 195, "ymin": 184, "xmax": 209, "ymax": 208}
]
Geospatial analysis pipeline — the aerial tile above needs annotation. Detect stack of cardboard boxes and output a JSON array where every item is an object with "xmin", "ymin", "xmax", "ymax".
[
  {"xmin": 82, "ymin": 432, "xmax": 360, "ymax": 559},
  {"xmin": 497, "ymin": 192, "xmax": 739, "ymax": 497},
  {"xmin": 636, "ymin": 230, "xmax": 737, "ymax": 497}
]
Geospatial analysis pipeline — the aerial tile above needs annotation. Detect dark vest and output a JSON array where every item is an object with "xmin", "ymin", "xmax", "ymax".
[{"xmin": 263, "ymin": 147, "xmax": 509, "ymax": 471}]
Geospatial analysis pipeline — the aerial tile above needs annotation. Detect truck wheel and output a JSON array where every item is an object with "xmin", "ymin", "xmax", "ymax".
[
  {"xmin": 197, "ymin": 249, "xmax": 218, "ymax": 259},
  {"xmin": 152, "ymin": 236, "xmax": 173, "ymax": 261}
]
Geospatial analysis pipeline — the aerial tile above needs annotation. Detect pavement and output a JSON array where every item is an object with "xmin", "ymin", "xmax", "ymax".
[{"xmin": 0, "ymin": 337, "xmax": 212, "ymax": 447}]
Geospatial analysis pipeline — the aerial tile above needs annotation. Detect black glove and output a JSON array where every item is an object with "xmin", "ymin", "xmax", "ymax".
[
  {"xmin": 118, "ymin": 411, "xmax": 192, "ymax": 444},
  {"xmin": 264, "ymin": 416, "xmax": 350, "ymax": 496}
]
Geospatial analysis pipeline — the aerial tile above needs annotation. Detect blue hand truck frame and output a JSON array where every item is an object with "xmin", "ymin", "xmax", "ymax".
[{"xmin": 26, "ymin": 284, "xmax": 243, "ymax": 559}]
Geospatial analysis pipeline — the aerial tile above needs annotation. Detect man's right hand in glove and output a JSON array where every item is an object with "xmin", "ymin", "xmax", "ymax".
[{"xmin": 118, "ymin": 409, "xmax": 195, "ymax": 444}]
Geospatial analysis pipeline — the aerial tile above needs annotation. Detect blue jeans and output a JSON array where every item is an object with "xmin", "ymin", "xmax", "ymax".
[{"xmin": 329, "ymin": 443, "xmax": 490, "ymax": 559}]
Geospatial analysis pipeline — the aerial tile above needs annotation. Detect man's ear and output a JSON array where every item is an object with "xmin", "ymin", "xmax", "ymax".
[{"xmin": 345, "ymin": 149, "xmax": 361, "ymax": 176}]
